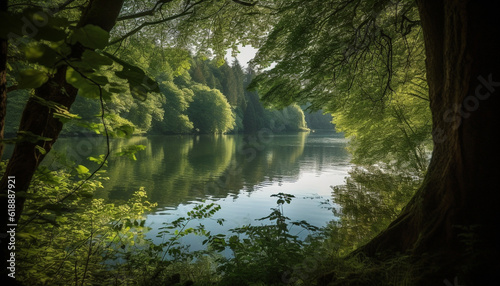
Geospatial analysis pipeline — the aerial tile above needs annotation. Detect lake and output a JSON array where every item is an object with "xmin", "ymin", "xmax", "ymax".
[{"xmin": 43, "ymin": 131, "xmax": 351, "ymax": 250}]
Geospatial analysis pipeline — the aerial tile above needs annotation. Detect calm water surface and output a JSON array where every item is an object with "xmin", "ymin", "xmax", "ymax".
[{"xmin": 48, "ymin": 131, "xmax": 351, "ymax": 248}]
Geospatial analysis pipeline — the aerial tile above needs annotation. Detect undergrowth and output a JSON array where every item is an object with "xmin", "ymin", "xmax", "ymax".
[{"xmin": 3, "ymin": 162, "xmax": 422, "ymax": 286}]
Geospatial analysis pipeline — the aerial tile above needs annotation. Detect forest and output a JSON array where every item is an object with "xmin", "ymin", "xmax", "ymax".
[
  {"xmin": 1, "ymin": 0, "xmax": 499, "ymax": 285},
  {"xmin": 5, "ymin": 49, "xmax": 336, "ymax": 137}
]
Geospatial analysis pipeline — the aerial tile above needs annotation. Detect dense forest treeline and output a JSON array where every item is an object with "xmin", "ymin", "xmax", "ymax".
[{"xmin": 5, "ymin": 42, "xmax": 334, "ymax": 137}]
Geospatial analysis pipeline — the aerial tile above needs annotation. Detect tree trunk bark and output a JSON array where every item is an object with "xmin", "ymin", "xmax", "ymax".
[
  {"xmin": 346, "ymin": 0, "xmax": 500, "ymax": 284},
  {"xmin": 0, "ymin": 0, "xmax": 124, "ymax": 280}
]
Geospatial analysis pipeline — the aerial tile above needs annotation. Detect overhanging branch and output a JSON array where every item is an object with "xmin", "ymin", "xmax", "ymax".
[
  {"xmin": 117, "ymin": 0, "xmax": 174, "ymax": 21},
  {"xmin": 6, "ymin": 85, "xmax": 18, "ymax": 93},
  {"xmin": 110, "ymin": 10, "xmax": 193, "ymax": 45},
  {"xmin": 110, "ymin": 0, "xmax": 207, "ymax": 45},
  {"xmin": 232, "ymin": 0, "xmax": 257, "ymax": 7},
  {"xmin": 8, "ymin": 0, "xmax": 80, "ymax": 12}
]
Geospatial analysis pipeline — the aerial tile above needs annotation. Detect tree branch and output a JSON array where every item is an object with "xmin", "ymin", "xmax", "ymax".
[
  {"xmin": 6, "ymin": 85, "xmax": 17, "ymax": 93},
  {"xmin": 110, "ymin": 10, "xmax": 193, "ymax": 45},
  {"xmin": 8, "ymin": 0, "xmax": 80, "ymax": 12},
  {"xmin": 110, "ymin": 0, "xmax": 207, "ymax": 45},
  {"xmin": 232, "ymin": 0, "xmax": 257, "ymax": 7},
  {"xmin": 117, "ymin": 0, "xmax": 174, "ymax": 21}
]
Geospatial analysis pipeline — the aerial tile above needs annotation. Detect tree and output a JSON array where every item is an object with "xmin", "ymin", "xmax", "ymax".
[
  {"xmin": 153, "ymin": 81, "xmax": 194, "ymax": 134},
  {"xmin": 302, "ymin": 109, "xmax": 335, "ymax": 130},
  {"xmin": 0, "ymin": 0, "xmax": 274, "ymax": 278},
  {"xmin": 243, "ymin": 96, "xmax": 258, "ymax": 133},
  {"xmin": 3, "ymin": 0, "xmax": 496, "ymax": 283},
  {"xmin": 250, "ymin": 0, "xmax": 500, "ymax": 283},
  {"xmin": 231, "ymin": 59, "xmax": 246, "ymax": 107},
  {"xmin": 187, "ymin": 84, "xmax": 235, "ymax": 133},
  {"xmin": 358, "ymin": 1, "xmax": 500, "ymax": 283}
]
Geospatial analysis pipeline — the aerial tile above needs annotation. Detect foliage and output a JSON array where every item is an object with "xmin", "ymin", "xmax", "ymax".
[
  {"xmin": 187, "ymin": 84, "xmax": 235, "ymax": 133},
  {"xmin": 3, "ymin": 89, "xmax": 29, "ymax": 136},
  {"xmin": 3, "ymin": 26, "xmax": 313, "ymax": 138},
  {"xmin": 332, "ymin": 75, "xmax": 431, "ymax": 174},
  {"xmin": 250, "ymin": 0, "xmax": 431, "ymax": 172},
  {"xmin": 154, "ymin": 81, "xmax": 194, "ymax": 134},
  {"xmin": 4, "ymin": 148, "xmax": 422, "ymax": 285},
  {"xmin": 0, "ymin": 1, "xmax": 438, "ymax": 285},
  {"xmin": 326, "ymin": 166, "xmax": 421, "ymax": 256},
  {"xmin": 202, "ymin": 193, "xmax": 321, "ymax": 285},
  {"xmin": 140, "ymin": 203, "xmax": 224, "ymax": 285},
  {"xmin": 303, "ymin": 108, "xmax": 336, "ymax": 130},
  {"xmin": 1, "ymin": 163, "xmax": 156, "ymax": 286},
  {"xmin": 264, "ymin": 104, "xmax": 309, "ymax": 133}
]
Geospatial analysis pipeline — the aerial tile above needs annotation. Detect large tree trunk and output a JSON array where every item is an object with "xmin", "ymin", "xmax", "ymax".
[
  {"xmin": 0, "ymin": 0, "xmax": 124, "ymax": 280},
  {"xmin": 339, "ymin": 0, "xmax": 500, "ymax": 284}
]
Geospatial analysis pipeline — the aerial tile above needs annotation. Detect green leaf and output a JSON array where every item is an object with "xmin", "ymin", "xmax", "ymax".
[
  {"xmin": 53, "ymin": 109, "xmax": 81, "ymax": 122},
  {"xmin": 35, "ymin": 145, "xmax": 47, "ymax": 155},
  {"xmin": 81, "ymin": 85, "xmax": 111, "ymax": 100},
  {"xmin": 82, "ymin": 50, "xmax": 113, "ymax": 66},
  {"xmin": 66, "ymin": 67, "xmax": 111, "ymax": 100},
  {"xmin": 0, "ymin": 10, "xmax": 66, "ymax": 42},
  {"xmin": 113, "ymin": 124, "xmax": 135, "ymax": 138},
  {"xmin": 71, "ymin": 50, "xmax": 114, "ymax": 72},
  {"xmin": 18, "ymin": 70, "xmax": 49, "ymax": 89},
  {"xmin": 114, "ymin": 66, "xmax": 158, "ymax": 100},
  {"xmin": 24, "ymin": 9, "xmax": 67, "ymax": 42},
  {"xmin": 66, "ymin": 67, "xmax": 89, "ymax": 89},
  {"xmin": 103, "ymin": 51, "xmax": 160, "ymax": 100},
  {"xmin": 24, "ymin": 43, "xmax": 62, "ymax": 67},
  {"xmin": 88, "ymin": 155, "xmax": 107, "ymax": 165},
  {"xmin": 89, "ymin": 75, "xmax": 109, "ymax": 86},
  {"xmin": 75, "ymin": 165, "xmax": 89, "ymax": 175},
  {"xmin": 128, "ymin": 82, "xmax": 148, "ymax": 101},
  {"xmin": 108, "ymin": 87, "xmax": 126, "ymax": 94},
  {"xmin": 31, "ymin": 25, "xmax": 66, "ymax": 42},
  {"xmin": 70, "ymin": 24, "xmax": 109, "ymax": 49}
]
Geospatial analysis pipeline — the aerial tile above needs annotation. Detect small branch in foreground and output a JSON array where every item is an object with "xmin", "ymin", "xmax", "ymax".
[
  {"xmin": 6, "ymin": 85, "xmax": 17, "ymax": 93},
  {"xmin": 232, "ymin": 0, "xmax": 257, "ymax": 7}
]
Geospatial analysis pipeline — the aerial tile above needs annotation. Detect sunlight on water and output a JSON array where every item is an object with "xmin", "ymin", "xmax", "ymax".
[
  {"xmin": 144, "ymin": 131, "xmax": 351, "ymax": 251},
  {"xmin": 49, "ymin": 131, "xmax": 351, "ymax": 253}
]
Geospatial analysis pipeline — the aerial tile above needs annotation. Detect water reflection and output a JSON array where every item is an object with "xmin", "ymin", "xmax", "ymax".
[
  {"xmin": 87, "ymin": 132, "xmax": 349, "ymax": 208},
  {"xmin": 47, "ymin": 132, "xmax": 350, "ymax": 232},
  {"xmin": 326, "ymin": 166, "xmax": 421, "ymax": 255}
]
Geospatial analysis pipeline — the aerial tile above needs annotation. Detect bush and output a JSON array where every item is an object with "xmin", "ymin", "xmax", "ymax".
[{"xmin": 4, "ymin": 163, "xmax": 156, "ymax": 286}]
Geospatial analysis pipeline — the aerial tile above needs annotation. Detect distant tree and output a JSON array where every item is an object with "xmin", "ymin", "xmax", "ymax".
[
  {"xmin": 187, "ymin": 85, "xmax": 235, "ymax": 134},
  {"xmin": 153, "ymin": 81, "xmax": 194, "ymax": 134},
  {"xmin": 243, "ymin": 98, "xmax": 258, "ymax": 133},
  {"xmin": 231, "ymin": 59, "xmax": 246, "ymax": 107},
  {"xmin": 303, "ymin": 109, "xmax": 335, "ymax": 130},
  {"xmin": 219, "ymin": 62, "xmax": 239, "ymax": 106},
  {"xmin": 190, "ymin": 62, "xmax": 207, "ymax": 86}
]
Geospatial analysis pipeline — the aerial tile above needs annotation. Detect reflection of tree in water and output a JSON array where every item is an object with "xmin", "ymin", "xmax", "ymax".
[
  {"xmin": 177, "ymin": 133, "xmax": 309, "ymax": 202},
  {"xmin": 132, "ymin": 136, "xmax": 235, "ymax": 204},
  {"xmin": 101, "ymin": 135, "xmax": 234, "ymax": 204},
  {"xmin": 53, "ymin": 133, "xmax": 346, "ymax": 210},
  {"xmin": 327, "ymin": 166, "xmax": 420, "ymax": 256},
  {"xmin": 220, "ymin": 132, "xmax": 308, "ymax": 192},
  {"xmin": 73, "ymin": 132, "xmax": 340, "ymax": 209}
]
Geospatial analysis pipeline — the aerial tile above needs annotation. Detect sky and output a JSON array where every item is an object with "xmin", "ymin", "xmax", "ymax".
[{"xmin": 225, "ymin": 45, "xmax": 258, "ymax": 68}]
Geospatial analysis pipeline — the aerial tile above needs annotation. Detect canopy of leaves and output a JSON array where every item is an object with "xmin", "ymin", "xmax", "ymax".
[
  {"xmin": 187, "ymin": 84, "xmax": 235, "ymax": 133},
  {"xmin": 249, "ymin": 0, "xmax": 431, "ymax": 172}
]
